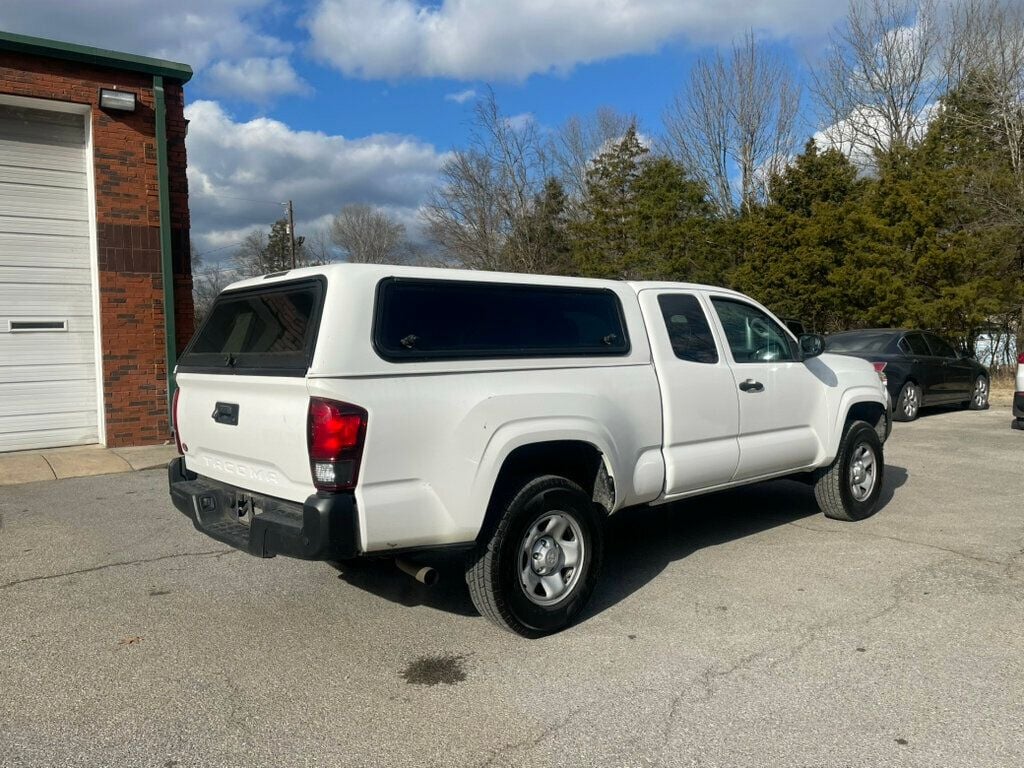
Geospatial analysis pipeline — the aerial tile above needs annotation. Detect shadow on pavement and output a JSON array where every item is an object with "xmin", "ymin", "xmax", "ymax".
[{"xmin": 328, "ymin": 465, "xmax": 909, "ymax": 623}]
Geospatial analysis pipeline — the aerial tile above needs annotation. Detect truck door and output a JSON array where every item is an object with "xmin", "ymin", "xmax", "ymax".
[
  {"xmin": 639, "ymin": 290, "xmax": 739, "ymax": 496},
  {"xmin": 706, "ymin": 294, "xmax": 824, "ymax": 481}
]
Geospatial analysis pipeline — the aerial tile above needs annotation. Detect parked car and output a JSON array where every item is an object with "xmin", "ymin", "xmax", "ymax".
[
  {"xmin": 1014, "ymin": 352, "xmax": 1024, "ymax": 430},
  {"xmin": 169, "ymin": 265, "xmax": 891, "ymax": 637},
  {"xmin": 825, "ymin": 329, "xmax": 989, "ymax": 421}
]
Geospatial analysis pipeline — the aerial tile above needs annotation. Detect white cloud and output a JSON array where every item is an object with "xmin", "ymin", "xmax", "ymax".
[
  {"xmin": 306, "ymin": 0, "xmax": 847, "ymax": 81},
  {"xmin": 503, "ymin": 112, "xmax": 535, "ymax": 132},
  {"xmin": 445, "ymin": 89, "xmax": 478, "ymax": 104},
  {"xmin": 0, "ymin": 0, "xmax": 287, "ymax": 70},
  {"xmin": 185, "ymin": 100, "xmax": 446, "ymax": 259},
  {"xmin": 204, "ymin": 57, "xmax": 312, "ymax": 104}
]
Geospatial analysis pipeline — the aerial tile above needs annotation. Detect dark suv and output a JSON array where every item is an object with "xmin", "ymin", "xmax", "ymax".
[{"xmin": 825, "ymin": 329, "xmax": 989, "ymax": 421}]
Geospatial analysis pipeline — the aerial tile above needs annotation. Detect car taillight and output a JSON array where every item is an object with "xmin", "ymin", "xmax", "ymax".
[
  {"xmin": 172, "ymin": 388, "xmax": 183, "ymax": 454},
  {"xmin": 1018, "ymin": 352, "xmax": 1024, "ymax": 365},
  {"xmin": 872, "ymin": 361, "xmax": 888, "ymax": 386},
  {"xmin": 308, "ymin": 398, "xmax": 367, "ymax": 492}
]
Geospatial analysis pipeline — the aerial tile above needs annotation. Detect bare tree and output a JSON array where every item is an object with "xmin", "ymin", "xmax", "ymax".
[
  {"xmin": 330, "ymin": 204, "xmax": 407, "ymax": 264},
  {"xmin": 664, "ymin": 30, "xmax": 800, "ymax": 215},
  {"xmin": 422, "ymin": 88, "xmax": 551, "ymax": 272},
  {"xmin": 813, "ymin": 0, "xmax": 943, "ymax": 164},
  {"xmin": 549, "ymin": 106, "xmax": 636, "ymax": 201}
]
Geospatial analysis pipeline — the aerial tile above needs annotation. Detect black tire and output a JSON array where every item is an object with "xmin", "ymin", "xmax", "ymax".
[
  {"xmin": 967, "ymin": 375, "xmax": 989, "ymax": 410},
  {"xmin": 893, "ymin": 381, "xmax": 921, "ymax": 422},
  {"xmin": 465, "ymin": 475, "xmax": 604, "ymax": 638},
  {"xmin": 813, "ymin": 420, "xmax": 885, "ymax": 522}
]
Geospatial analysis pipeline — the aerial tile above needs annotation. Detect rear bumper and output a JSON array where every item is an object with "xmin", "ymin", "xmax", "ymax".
[
  {"xmin": 168, "ymin": 456, "xmax": 360, "ymax": 560},
  {"xmin": 1013, "ymin": 391, "xmax": 1024, "ymax": 420}
]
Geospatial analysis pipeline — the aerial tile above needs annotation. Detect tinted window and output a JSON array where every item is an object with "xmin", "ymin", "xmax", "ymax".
[
  {"xmin": 924, "ymin": 333, "xmax": 957, "ymax": 358},
  {"xmin": 658, "ymin": 294, "xmax": 718, "ymax": 364},
  {"xmin": 710, "ymin": 298, "xmax": 795, "ymax": 362},
  {"xmin": 903, "ymin": 333, "xmax": 930, "ymax": 356},
  {"xmin": 374, "ymin": 278, "xmax": 629, "ymax": 361},
  {"xmin": 826, "ymin": 332, "xmax": 895, "ymax": 353},
  {"xmin": 180, "ymin": 280, "xmax": 323, "ymax": 374}
]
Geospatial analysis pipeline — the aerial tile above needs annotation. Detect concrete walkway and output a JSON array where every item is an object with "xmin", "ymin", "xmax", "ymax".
[{"xmin": 0, "ymin": 443, "xmax": 179, "ymax": 487}]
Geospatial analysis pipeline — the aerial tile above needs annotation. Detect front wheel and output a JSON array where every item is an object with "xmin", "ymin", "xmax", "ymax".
[
  {"xmin": 466, "ymin": 475, "xmax": 604, "ymax": 638},
  {"xmin": 967, "ymin": 375, "xmax": 989, "ymax": 410},
  {"xmin": 814, "ymin": 421, "xmax": 885, "ymax": 521}
]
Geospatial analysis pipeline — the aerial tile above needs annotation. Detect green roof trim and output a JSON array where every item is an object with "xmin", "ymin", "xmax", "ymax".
[{"xmin": 0, "ymin": 30, "xmax": 192, "ymax": 83}]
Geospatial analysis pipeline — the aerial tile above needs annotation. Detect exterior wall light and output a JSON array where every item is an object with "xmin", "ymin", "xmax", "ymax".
[{"xmin": 98, "ymin": 88, "xmax": 136, "ymax": 112}]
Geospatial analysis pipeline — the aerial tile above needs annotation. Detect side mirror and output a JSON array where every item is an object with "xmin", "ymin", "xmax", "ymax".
[{"xmin": 799, "ymin": 333, "xmax": 826, "ymax": 359}]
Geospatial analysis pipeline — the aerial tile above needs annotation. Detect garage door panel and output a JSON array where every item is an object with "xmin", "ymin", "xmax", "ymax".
[
  {"xmin": 0, "ymin": 332, "xmax": 97, "ymax": 365},
  {"xmin": 0, "ymin": 232, "xmax": 90, "ymax": 267},
  {"xmin": 0, "ymin": 213, "xmax": 89, "ymax": 237},
  {"xmin": 0, "ymin": 266, "xmax": 91, "ymax": 285},
  {"xmin": 0, "ymin": 380, "xmax": 98, "ymax": 417},
  {"xmin": 0, "ymin": 140, "xmax": 87, "ymax": 173},
  {"xmin": 0, "ymin": 412, "xmax": 97, "ymax": 452},
  {"xmin": 0, "ymin": 164, "xmax": 86, "ymax": 189},
  {"xmin": 0, "ymin": 105, "xmax": 98, "ymax": 452},
  {"xmin": 0, "ymin": 282, "xmax": 96, "ymax": 314},
  {"xmin": 0, "ymin": 183, "xmax": 89, "ymax": 221},
  {"xmin": 0, "ymin": 362, "xmax": 95, "ymax": 385}
]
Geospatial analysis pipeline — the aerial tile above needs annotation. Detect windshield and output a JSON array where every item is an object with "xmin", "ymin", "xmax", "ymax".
[
  {"xmin": 179, "ymin": 279, "xmax": 324, "ymax": 374},
  {"xmin": 825, "ymin": 332, "xmax": 895, "ymax": 354}
]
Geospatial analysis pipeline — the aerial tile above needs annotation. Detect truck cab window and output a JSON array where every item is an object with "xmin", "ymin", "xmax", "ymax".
[
  {"xmin": 657, "ymin": 293, "xmax": 718, "ymax": 364},
  {"xmin": 710, "ymin": 298, "xmax": 796, "ymax": 363}
]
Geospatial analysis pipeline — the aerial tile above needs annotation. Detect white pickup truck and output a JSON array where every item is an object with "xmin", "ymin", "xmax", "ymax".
[{"xmin": 169, "ymin": 264, "xmax": 891, "ymax": 636}]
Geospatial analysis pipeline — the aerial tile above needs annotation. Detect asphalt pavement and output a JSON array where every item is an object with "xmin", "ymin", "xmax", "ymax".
[{"xmin": 1, "ymin": 406, "xmax": 1022, "ymax": 767}]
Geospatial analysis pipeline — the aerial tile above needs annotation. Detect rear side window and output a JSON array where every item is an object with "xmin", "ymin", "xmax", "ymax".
[
  {"xmin": 179, "ymin": 279, "xmax": 324, "ymax": 375},
  {"xmin": 374, "ymin": 278, "xmax": 629, "ymax": 361},
  {"xmin": 657, "ymin": 293, "xmax": 718, "ymax": 364},
  {"xmin": 903, "ymin": 333, "xmax": 930, "ymax": 356},
  {"xmin": 924, "ymin": 333, "xmax": 957, "ymax": 359}
]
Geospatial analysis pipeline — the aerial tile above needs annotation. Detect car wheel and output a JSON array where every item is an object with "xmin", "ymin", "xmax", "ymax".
[
  {"xmin": 813, "ymin": 420, "xmax": 885, "ymax": 522},
  {"xmin": 466, "ymin": 475, "xmax": 604, "ymax": 638},
  {"xmin": 967, "ymin": 375, "xmax": 989, "ymax": 410},
  {"xmin": 893, "ymin": 382, "xmax": 921, "ymax": 422}
]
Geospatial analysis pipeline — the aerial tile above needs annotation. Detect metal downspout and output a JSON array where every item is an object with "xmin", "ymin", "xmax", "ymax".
[{"xmin": 153, "ymin": 75, "xmax": 177, "ymax": 417}]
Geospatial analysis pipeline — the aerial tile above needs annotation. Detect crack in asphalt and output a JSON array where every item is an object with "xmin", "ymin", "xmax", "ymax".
[
  {"xmin": 0, "ymin": 548, "xmax": 238, "ymax": 590},
  {"xmin": 783, "ymin": 521, "xmax": 1018, "ymax": 573},
  {"xmin": 472, "ymin": 704, "xmax": 590, "ymax": 768}
]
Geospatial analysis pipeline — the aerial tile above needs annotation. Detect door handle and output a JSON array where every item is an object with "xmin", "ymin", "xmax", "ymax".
[
  {"xmin": 739, "ymin": 379, "xmax": 764, "ymax": 393},
  {"xmin": 212, "ymin": 402, "xmax": 239, "ymax": 425}
]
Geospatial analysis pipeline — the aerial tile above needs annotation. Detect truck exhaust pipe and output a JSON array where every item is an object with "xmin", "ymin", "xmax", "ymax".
[{"xmin": 396, "ymin": 558, "xmax": 438, "ymax": 586}]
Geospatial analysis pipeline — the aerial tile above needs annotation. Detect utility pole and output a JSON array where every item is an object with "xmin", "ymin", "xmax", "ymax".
[{"xmin": 287, "ymin": 200, "xmax": 297, "ymax": 269}]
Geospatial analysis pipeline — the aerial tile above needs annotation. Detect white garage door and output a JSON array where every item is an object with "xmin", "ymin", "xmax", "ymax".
[{"xmin": 0, "ymin": 104, "xmax": 99, "ymax": 452}]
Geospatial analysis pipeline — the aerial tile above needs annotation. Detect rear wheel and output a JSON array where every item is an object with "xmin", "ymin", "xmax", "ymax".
[
  {"xmin": 967, "ymin": 375, "xmax": 989, "ymax": 410},
  {"xmin": 466, "ymin": 475, "xmax": 604, "ymax": 638},
  {"xmin": 893, "ymin": 381, "xmax": 921, "ymax": 422},
  {"xmin": 814, "ymin": 421, "xmax": 885, "ymax": 522}
]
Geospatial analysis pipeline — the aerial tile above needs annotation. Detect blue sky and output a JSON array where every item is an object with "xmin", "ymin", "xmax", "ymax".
[{"xmin": 0, "ymin": 0, "xmax": 850, "ymax": 260}]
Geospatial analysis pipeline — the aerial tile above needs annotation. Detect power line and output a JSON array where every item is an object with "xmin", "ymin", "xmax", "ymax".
[{"xmin": 200, "ymin": 193, "xmax": 288, "ymax": 206}]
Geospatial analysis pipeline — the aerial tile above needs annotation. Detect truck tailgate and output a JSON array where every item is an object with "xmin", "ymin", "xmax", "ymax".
[{"xmin": 176, "ymin": 373, "xmax": 313, "ymax": 502}]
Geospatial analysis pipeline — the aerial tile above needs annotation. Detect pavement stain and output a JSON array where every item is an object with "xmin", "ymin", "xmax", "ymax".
[
  {"xmin": 117, "ymin": 636, "xmax": 143, "ymax": 648},
  {"xmin": 401, "ymin": 654, "xmax": 467, "ymax": 686},
  {"xmin": 895, "ymin": 738, "xmax": 909, "ymax": 745},
  {"xmin": 148, "ymin": 589, "xmax": 172, "ymax": 597}
]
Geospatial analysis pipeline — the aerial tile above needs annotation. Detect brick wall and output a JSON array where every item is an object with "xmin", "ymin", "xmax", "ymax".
[{"xmin": 0, "ymin": 51, "xmax": 192, "ymax": 447}]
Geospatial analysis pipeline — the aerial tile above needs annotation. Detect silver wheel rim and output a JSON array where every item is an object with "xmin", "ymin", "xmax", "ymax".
[
  {"xmin": 974, "ymin": 377, "xmax": 988, "ymax": 407},
  {"xmin": 518, "ymin": 512, "xmax": 585, "ymax": 606},
  {"xmin": 849, "ymin": 443, "xmax": 877, "ymax": 502},
  {"xmin": 902, "ymin": 386, "xmax": 918, "ymax": 418}
]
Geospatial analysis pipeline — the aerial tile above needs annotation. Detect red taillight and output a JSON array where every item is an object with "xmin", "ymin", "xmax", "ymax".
[
  {"xmin": 308, "ymin": 398, "xmax": 367, "ymax": 492},
  {"xmin": 172, "ymin": 387, "xmax": 183, "ymax": 454},
  {"xmin": 872, "ymin": 361, "xmax": 888, "ymax": 385},
  {"xmin": 1018, "ymin": 352, "xmax": 1024, "ymax": 365}
]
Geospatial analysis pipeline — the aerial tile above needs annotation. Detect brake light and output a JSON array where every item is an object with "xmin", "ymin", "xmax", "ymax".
[
  {"xmin": 172, "ymin": 388, "xmax": 184, "ymax": 454},
  {"xmin": 308, "ymin": 398, "xmax": 367, "ymax": 492},
  {"xmin": 872, "ymin": 361, "xmax": 888, "ymax": 386},
  {"xmin": 1018, "ymin": 352, "xmax": 1024, "ymax": 365}
]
